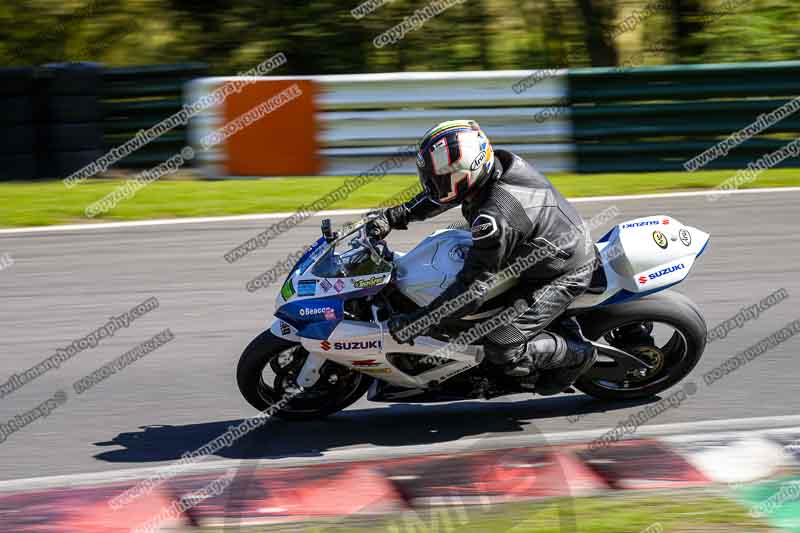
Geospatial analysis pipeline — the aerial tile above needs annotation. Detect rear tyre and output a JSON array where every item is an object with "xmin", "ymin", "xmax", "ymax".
[
  {"xmin": 573, "ymin": 290, "xmax": 707, "ymax": 400},
  {"xmin": 236, "ymin": 330, "xmax": 372, "ymax": 421}
]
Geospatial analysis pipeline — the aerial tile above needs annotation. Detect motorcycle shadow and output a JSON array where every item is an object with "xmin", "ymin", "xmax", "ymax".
[{"xmin": 92, "ymin": 394, "xmax": 655, "ymax": 464}]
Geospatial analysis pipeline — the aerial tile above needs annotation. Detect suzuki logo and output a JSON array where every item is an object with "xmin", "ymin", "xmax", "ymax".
[
  {"xmin": 649, "ymin": 263, "xmax": 685, "ymax": 280},
  {"xmin": 337, "ymin": 340, "xmax": 381, "ymax": 350},
  {"xmin": 639, "ymin": 263, "xmax": 686, "ymax": 285},
  {"xmin": 321, "ymin": 340, "xmax": 382, "ymax": 351}
]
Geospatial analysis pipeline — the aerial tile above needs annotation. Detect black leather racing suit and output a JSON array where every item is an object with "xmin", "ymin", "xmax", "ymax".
[{"xmin": 387, "ymin": 149, "xmax": 596, "ymax": 370}]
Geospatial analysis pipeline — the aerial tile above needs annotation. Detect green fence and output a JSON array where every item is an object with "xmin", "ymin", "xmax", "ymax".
[
  {"xmin": 102, "ymin": 62, "xmax": 207, "ymax": 167},
  {"xmin": 569, "ymin": 61, "xmax": 800, "ymax": 173}
]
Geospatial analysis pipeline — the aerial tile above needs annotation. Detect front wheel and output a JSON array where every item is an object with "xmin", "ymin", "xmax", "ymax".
[
  {"xmin": 574, "ymin": 290, "xmax": 707, "ymax": 400},
  {"xmin": 236, "ymin": 330, "xmax": 372, "ymax": 420}
]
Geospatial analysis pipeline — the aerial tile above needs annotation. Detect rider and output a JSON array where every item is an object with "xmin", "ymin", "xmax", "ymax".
[{"xmin": 367, "ymin": 120, "xmax": 598, "ymax": 395}]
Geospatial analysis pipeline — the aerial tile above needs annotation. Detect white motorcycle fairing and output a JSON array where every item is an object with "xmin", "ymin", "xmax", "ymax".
[
  {"xmin": 269, "ymin": 215, "xmax": 709, "ymax": 390},
  {"xmin": 571, "ymin": 215, "xmax": 709, "ymax": 308}
]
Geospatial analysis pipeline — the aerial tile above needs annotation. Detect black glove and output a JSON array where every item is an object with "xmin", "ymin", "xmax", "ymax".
[
  {"xmin": 365, "ymin": 210, "xmax": 392, "ymax": 240},
  {"xmin": 365, "ymin": 205, "xmax": 409, "ymax": 240},
  {"xmin": 387, "ymin": 309, "xmax": 430, "ymax": 345}
]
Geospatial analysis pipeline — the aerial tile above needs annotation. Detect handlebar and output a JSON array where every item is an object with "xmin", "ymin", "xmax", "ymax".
[{"xmin": 320, "ymin": 217, "xmax": 393, "ymax": 263}]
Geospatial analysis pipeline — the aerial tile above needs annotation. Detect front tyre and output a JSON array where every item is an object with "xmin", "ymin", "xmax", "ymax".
[
  {"xmin": 236, "ymin": 330, "xmax": 372, "ymax": 420},
  {"xmin": 574, "ymin": 290, "xmax": 707, "ymax": 400}
]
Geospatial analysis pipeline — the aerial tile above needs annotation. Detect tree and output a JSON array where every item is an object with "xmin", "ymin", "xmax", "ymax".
[
  {"xmin": 574, "ymin": 0, "xmax": 618, "ymax": 66},
  {"xmin": 669, "ymin": 0, "xmax": 710, "ymax": 63}
]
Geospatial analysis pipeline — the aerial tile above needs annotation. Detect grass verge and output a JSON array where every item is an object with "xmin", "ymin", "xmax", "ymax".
[{"xmin": 1, "ymin": 168, "xmax": 798, "ymax": 228}]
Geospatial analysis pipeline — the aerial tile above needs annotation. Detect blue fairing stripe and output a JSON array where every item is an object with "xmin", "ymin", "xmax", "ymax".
[
  {"xmin": 597, "ymin": 227, "xmax": 615, "ymax": 244},
  {"xmin": 294, "ymin": 237, "xmax": 326, "ymax": 275},
  {"xmin": 299, "ymin": 320, "xmax": 340, "ymax": 340},
  {"xmin": 696, "ymin": 237, "xmax": 710, "ymax": 258}
]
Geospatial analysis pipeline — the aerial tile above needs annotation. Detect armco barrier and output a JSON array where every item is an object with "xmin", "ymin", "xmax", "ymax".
[
  {"xmin": 5, "ymin": 60, "xmax": 800, "ymax": 180},
  {"xmin": 186, "ymin": 70, "xmax": 574, "ymax": 177},
  {"xmin": 188, "ymin": 60, "xmax": 800, "ymax": 177},
  {"xmin": 569, "ymin": 61, "xmax": 800, "ymax": 173}
]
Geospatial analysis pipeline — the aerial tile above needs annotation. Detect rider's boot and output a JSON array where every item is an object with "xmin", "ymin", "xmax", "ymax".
[
  {"xmin": 534, "ymin": 317, "xmax": 597, "ymax": 396},
  {"xmin": 503, "ymin": 356, "xmax": 539, "ymax": 390},
  {"xmin": 483, "ymin": 340, "xmax": 537, "ymax": 389},
  {"xmin": 500, "ymin": 332, "xmax": 564, "ymax": 390}
]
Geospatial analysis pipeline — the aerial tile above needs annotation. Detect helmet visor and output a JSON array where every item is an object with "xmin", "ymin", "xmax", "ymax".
[{"xmin": 419, "ymin": 168, "xmax": 471, "ymax": 205}]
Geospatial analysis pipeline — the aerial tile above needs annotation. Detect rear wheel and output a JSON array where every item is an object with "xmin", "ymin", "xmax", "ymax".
[
  {"xmin": 236, "ymin": 330, "xmax": 372, "ymax": 420},
  {"xmin": 574, "ymin": 290, "xmax": 706, "ymax": 400}
]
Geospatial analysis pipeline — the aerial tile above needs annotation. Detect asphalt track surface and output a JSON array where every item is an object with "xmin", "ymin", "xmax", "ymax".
[{"xmin": 1, "ymin": 189, "xmax": 799, "ymax": 483}]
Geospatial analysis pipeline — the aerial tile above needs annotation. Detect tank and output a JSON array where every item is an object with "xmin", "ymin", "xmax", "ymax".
[{"xmin": 394, "ymin": 229, "xmax": 472, "ymax": 306}]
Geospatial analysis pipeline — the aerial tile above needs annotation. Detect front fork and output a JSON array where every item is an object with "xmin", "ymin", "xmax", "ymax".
[
  {"xmin": 296, "ymin": 353, "xmax": 326, "ymax": 388},
  {"xmin": 270, "ymin": 319, "xmax": 327, "ymax": 388}
]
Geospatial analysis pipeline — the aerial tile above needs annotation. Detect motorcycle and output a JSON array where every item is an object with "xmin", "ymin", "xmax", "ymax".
[{"xmin": 237, "ymin": 215, "xmax": 709, "ymax": 420}]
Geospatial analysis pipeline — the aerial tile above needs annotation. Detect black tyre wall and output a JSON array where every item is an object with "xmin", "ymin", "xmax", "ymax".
[
  {"xmin": 0, "ymin": 67, "xmax": 35, "ymax": 96},
  {"xmin": 35, "ymin": 63, "xmax": 105, "ymax": 179},
  {"xmin": 0, "ymin": 68, "xmax": 36, "ymax": 180},
  {"xmin": 42, "ymin": 95, "xmax": 104, "ymax": 123},
  {"xmin": 37, "ymin": 150, "xmax": 105, "ymax": 180},
  {"xmin": 0, "ymin": 155, "xmax": 37, "ymax": 181},
  {"xmin": 0, "ymin": 97, "xmax": 34, "ymax": 125},
  {"xmin": 0, "ymin": 125, "xmax": 35, "ymax": 155}
]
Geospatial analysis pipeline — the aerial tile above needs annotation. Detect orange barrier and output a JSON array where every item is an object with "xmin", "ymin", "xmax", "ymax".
[{"xmin": 223, "ymin": 79, "xmax": 320, "ymax": 176}]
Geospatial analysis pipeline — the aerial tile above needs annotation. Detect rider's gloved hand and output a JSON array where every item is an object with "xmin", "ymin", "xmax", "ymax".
[
  {"xmin": 366, "ymin": 210, "xmax": 392, "ymax": 240},
  {"xmin": 387, "ymin": 309, "xmax": 429, "ymax": 345},
  {"xmin": 365, "ymin": 206, "xmax": 408, "ymax": 240}
]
